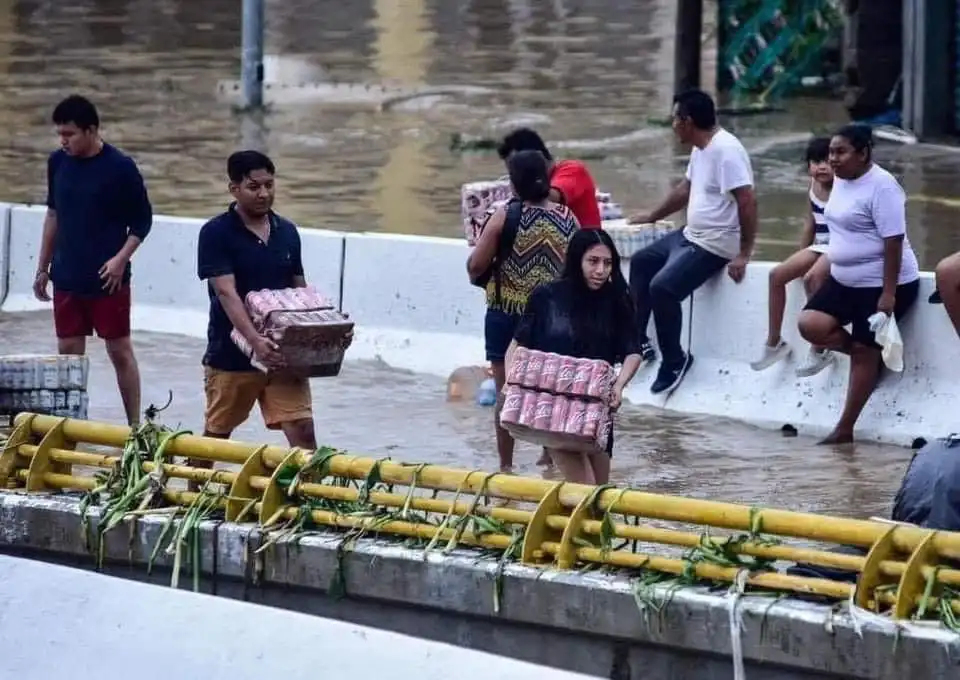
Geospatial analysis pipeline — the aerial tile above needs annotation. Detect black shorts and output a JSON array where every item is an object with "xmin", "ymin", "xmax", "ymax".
[
  {"xmin": 804, "ymin": 276, "xmax": 920, "ymax": 348},
  {"xmin": 484, "ymin": 308, "xmax": 520, "ymax": 363}
]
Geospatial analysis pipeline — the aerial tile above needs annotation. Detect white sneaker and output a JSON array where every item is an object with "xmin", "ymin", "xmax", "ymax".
[
  {"xmin": 795, "ymin": 348, "xmax": 835, "ymax": 378},
  {"xmin": 750, "ymin": 341, "xmax": 791, "ymax": 371}
]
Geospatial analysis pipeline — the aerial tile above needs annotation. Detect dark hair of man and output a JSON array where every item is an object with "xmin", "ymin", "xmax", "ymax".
[
  {"xmin": 497, "ymin": 128, "xmax": 553, "ymax": 162},
  {"xmin": 672, "ymin": 89, "xmax": 717, "ymax": 130},
  {"xmin": 52, "ymin": 95, "xmax": 100, "ymax": 130},
  {"xmin": 227, "ymin": 150, "xmax": 276, "ymax": 183}
]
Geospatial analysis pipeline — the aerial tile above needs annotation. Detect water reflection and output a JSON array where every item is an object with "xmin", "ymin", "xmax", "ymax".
[{"xmin": 0, "ymin": 0, "xmax": 957, "ymax": 266}]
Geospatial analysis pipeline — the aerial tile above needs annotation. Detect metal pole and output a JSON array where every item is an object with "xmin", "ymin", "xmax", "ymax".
[
  {"xmin": 241, "ymin": 0, "xmax": 265, "ymax": 110},
  {"xmin": 673, "ymin": 0, "xmax": 703, "ymax": 93}
]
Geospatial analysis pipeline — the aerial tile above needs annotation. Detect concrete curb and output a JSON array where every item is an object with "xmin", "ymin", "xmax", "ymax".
[{"xmin": 1, "ymin": 493, "xmax": 958, "ymax": 679}]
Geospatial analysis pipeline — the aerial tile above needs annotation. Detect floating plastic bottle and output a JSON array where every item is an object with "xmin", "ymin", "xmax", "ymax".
[{"xmin": 476, "ymin": 377, "xmax": 497, "ymax": 407}]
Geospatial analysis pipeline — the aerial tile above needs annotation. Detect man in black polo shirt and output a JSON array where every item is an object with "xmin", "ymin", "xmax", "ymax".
[
  {"xmin": 194, "ymin": 151, "xmax": 316, "ymax": 471},
  {"xmin": 33, "ymin": 95, "xmax": 152, "ymax": 426}
]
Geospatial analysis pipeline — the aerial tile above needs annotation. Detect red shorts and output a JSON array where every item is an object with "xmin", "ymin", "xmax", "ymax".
[{"xmin": 53, "ymin": 285, "xmax": 132, "ymax": 340}]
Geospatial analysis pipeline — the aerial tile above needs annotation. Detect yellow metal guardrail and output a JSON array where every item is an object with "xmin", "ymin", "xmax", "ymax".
[{"xmin": 2, "ymin": 412, "xmax": 960, "ymax": 625}]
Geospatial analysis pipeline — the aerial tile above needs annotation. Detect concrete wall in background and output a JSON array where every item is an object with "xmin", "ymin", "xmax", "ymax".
[{"xmin": 0, "ymin": 203, "xmax": 956, "ymax": 445}]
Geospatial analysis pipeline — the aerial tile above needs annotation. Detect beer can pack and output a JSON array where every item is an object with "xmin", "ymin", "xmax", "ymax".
[{"xmin": 533, "ymin": 393, "xmax": 555, "ymax": 430}]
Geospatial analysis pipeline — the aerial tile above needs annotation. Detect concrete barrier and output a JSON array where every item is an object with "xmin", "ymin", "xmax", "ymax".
[
  {"xmin": 2, "ymin": 494, "xmax": 957, "ymax": 680},
  {"xmin": 341, "ymin": 232, "xmax": 484, "ymax": 372},
  {"xmin": 0, "ymin": 553, "xmax": 593, "ymax": 680},
  {"xmin": 0, "ymin": 202, "xmax": 955, "ymax": 444},
  {"xmin": 622, "ymin": 268, "xmax": 954, "ymax": 445}
]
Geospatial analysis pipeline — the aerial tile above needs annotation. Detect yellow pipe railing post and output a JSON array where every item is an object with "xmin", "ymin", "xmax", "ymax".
[
  {"xmin": 856, "ymin": 525, "xmax": 901, "ymax": 611},
  {"xmin": 226, "ymin": 444, "xmax": 272, "ymax": 522},
  {"xmin": 894, "ymin": 531, "xmax": 941, "ymax": 619},
  {"xmin": 520, "ymin": 482, "xmax": 565, "ymax": 565},
  {"xmin": 25, "ymin": 417, "xmax": 73, "ymax": 492},
  {"xmin": 0, "ymin": 413, "xmax": 36, "ymax": 488},
  {"xmin": 557, "ymin": 491, "xmax": 604, "ymax": 570},
  {"xmin": 258, "ymin": 450, "xmax": 301, "ymax": 527}
]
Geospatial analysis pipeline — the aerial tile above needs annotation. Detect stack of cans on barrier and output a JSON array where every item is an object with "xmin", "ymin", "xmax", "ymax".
[
  {"xmin": 461, "ymin": 177, "xmax": 625, "ymax": 244},
  {"xmin": 0, "ymin": 355, "xmax": 89, "ymax": 419},
  {"xmin": 231, "ymin": 286, "xmax": 354, "ymax": 378},
  {"xmin": 462, "ymin": 178, "xmax": 513, "ymax": 245},
  {"xmin": 603, "ymin": 219, "xmax": 680, "ymax": 259},
  {"xmin": 595, "ymin": 191, "xmax": 624, "ymax": 221},
  {"xmin": 499, "ymin": 349, "xmax": 613, "ymax": 453}
]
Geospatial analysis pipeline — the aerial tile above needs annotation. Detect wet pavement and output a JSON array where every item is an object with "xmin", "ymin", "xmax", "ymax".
[
  {"xmin": 0, "ymin": 0, "xmax": 959, "ymax": 266},
  {"xmin": 0, "ymin": 311, "xmax": 912, "ymax": 520}
]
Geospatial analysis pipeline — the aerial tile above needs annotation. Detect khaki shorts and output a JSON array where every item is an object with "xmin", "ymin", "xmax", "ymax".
[{"xmin": 203, "ymin": 367, "xmax": 313, "ymax": 434}]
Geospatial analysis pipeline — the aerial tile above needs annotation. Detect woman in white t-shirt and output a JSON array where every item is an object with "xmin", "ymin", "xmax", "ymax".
[{"xmin": 798, "ymin": 124, "xmax": 920, "ymax": 445}]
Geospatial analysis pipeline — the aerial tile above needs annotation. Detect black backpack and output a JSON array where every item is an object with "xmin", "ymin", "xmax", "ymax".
[{"xmin": 470, "ymin": 198, "xmax": 524, "ymax": 304}]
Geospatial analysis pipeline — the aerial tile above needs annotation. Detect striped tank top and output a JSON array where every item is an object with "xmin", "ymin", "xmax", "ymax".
[
  {"xmin": 487, "ymin": 203, "xmax": 578, "ymax": 315},
  {"xmin": 810, "ymin": 185, "xmax": 829, "ymax": 247}
]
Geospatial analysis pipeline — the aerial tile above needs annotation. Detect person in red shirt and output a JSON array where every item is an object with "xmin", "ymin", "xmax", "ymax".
[{"xmin": 497, "ymin": 128, "xmax": 601, "ymax": 228}]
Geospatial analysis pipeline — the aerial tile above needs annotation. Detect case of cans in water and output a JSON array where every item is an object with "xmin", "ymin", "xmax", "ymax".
[
  {"xmin": 500, "ymin": 348, "xmax": 614, "ymax": 453},
  {"xmin": 0, "ymin": 389, "xmax": 88, "ymax": 419},
  {"xmin": 232, "ymin": 285, "xmax": 354, "ymax": 377},
  {"xmin": 0, "ymin": 354, "xmax": 90, "ymax": 420}
]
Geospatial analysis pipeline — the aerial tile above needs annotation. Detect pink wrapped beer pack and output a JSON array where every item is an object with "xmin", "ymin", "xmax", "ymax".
[
  {"xmin": 461, "ymin": 178, "xmax": 513, "ymax": 245},
  {"xmin": 500, "ymin": 346, "xmax": 616, "ymax": 453},
  {"xmin": 500, "ymin": 385, "xmax": 610, "ymax": 454},
  {"xmin": 231, "ymin": 285, "xmax": 354, "ymax": 378},
  {"xmin": 507, "ymin": 349, "xmax": 614, "ymax": 402}
]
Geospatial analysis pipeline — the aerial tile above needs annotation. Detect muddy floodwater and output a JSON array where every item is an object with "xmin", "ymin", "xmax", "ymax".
[
  {"xmin": 0, "ymin": 0, "xmax": 959, "ymax": 266},
  {"xmin": 0, "ymin": 312, "xmax": 911, "ymax": 520},
  {"xmin": 0, "ymin": 0, "xmax": 935, "ymax": 520}
]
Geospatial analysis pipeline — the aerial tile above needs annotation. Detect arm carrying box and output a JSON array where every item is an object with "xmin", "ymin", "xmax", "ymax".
[{"xmin": 232, "ymin": 286, "xmax": 354, "ymax": 378}]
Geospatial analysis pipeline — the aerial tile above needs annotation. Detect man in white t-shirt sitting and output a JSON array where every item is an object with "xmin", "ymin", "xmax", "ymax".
[{"xmin": 628, "ymin": 89, "xmax": 758, "ymax": 395}]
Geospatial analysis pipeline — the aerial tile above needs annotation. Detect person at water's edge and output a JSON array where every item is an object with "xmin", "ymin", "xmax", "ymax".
[
  {"xmin": 628, "ymin": 89, "xmax": 758, "ymax": 395},
  {"xmin": 33, "ymin": 95, "xmax": 152, "ymax": 426},
  {"xmin": 798, "ymin": 125, "xmax": 920, "ymax": 445},
  {"xmin": 506, "ymin": 229, "xmax": 642, "ymax": 484},
  {"xmin": 496, "ymin": 128, "xmax": 602, "ymax": 229},
  {"xmin": 193, "ymin": 151, "xmax": 349, "ymax": 484},
  {"xmin": 467, "ymin": 150, "xmax": 579, "ymax": 473}
]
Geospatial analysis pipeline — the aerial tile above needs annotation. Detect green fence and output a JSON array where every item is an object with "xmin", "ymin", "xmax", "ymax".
[{"xmin": 718, "ymin": 0, "xmax": 845, "ymax": 101}]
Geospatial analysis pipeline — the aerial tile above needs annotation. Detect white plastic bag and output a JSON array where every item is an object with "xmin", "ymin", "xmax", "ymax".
[{"xmin": 868, "ymin": 312, "xmax": 904, "ymax": 372}]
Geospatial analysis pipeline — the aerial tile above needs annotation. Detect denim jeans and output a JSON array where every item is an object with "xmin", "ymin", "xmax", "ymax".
[{"xmin": 629, "ymin": 229, "xmax": 728, "ymax": 367}]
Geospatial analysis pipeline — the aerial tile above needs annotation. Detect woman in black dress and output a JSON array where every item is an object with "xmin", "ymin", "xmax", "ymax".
[{"xmin": 504, "ymin": 229, "xmax": 643, "ymax": 484}]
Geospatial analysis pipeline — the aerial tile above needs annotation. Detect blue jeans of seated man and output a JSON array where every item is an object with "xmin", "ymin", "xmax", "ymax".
[{"xmin": 629, "ymin": 229, "xmax": 729, "ymax": 367}]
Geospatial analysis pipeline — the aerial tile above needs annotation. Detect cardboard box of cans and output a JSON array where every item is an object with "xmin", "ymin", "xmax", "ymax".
[
  {"xmin": 232, "ymin": 286, "xmax": 354, "ymax": 377},
  {"xmin": 462, "ymin": 179, "xmax": 624, "ymax": 245},
  {"xmin": 0, "ymin": 355, "xmax": 89, "ymax": 391},
  {"xmin": 499, "ymin": 348, "xmax": 614, "ymax": 453}
]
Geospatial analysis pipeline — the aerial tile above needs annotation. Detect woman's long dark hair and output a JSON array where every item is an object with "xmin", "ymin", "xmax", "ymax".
[{"xmin": 560, "ymin": 229, "xmax": 635, "ymax": 362}]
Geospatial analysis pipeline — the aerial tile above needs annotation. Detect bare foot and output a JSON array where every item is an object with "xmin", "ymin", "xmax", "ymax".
[
  {"xmin": 499, "ymin": 465, "xmax": 515, "ymax": 475},
  {"xmin": 818, "ymin": 430, "xmax": 854, "ymax": 446}
]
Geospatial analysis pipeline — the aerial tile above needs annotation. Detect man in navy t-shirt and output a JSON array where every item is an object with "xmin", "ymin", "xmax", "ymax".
[
  {"xmin": 33, "ymin": 95, "xmax": 152, "ymax": 426},
  {"xmin": 191, "ymin": 151, "xmax": 320, "ymax": 478}
]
